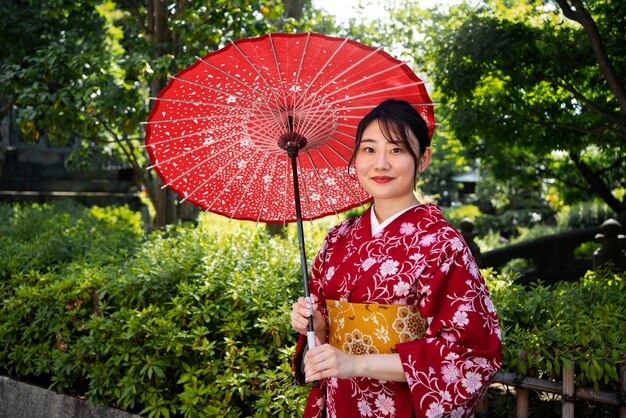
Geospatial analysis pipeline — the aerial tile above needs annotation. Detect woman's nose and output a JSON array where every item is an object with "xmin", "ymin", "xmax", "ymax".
[{"xmin": 374, "ymin": 153, "xmax": 390, "ymax": 170}]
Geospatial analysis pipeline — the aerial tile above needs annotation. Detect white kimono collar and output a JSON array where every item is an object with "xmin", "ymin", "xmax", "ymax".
[{"xmin": 370, "ymin": 204, "xmax": 420, "ymax": 236}]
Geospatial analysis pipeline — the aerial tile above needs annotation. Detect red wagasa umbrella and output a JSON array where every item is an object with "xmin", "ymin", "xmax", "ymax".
[{"xmin": 145, "ymin": 32, "xmax": 435, "ymax": 354}]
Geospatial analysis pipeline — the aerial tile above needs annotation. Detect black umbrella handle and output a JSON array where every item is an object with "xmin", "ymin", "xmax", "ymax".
[{"xmin": 288, "ymin": 151, "xmax": 319, "ymax": 388}]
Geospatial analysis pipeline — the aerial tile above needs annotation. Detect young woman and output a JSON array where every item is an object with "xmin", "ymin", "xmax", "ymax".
[{"xmin": 290, "ymin": 99, "xmax": 502, "ymax": 418}]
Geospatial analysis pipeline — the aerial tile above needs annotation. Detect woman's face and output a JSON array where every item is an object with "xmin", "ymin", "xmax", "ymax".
[{"xmin": 355, "ymin": 120, "xmax": 429, "ymax": 203}]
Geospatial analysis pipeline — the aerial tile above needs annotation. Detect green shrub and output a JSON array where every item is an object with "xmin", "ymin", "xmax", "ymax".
[
  {"xmin": 0, "ymin": 204, "xmax": 310, "ymax": 417},
  {"xmin": 0, "ymin": 200, "xmax": 143, "ymax": 279},
  {"xmin": 441, "ymin": 204, "xmax": 482, "ymax": 228},
  {"xmin": 2, "ymin": 202, "xmax": 625, "ymax": 417},
  {"xmin": 486, "ymin": 268, "xmax": 626, "ymax": 392},
  {"xmin": 557, "ymin": 200, "xmax": 615, "ymax": 229}
]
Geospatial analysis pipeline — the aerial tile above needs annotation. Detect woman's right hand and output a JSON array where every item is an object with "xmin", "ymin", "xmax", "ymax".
[{"xmin": 290, "ymin": 297, "xmax": 325, "ymax": 337}]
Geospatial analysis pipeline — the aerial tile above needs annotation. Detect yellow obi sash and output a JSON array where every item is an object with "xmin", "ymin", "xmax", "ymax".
[{"xmin": 326, "ymin": 299, "xmax": 428, "ymax": 355}]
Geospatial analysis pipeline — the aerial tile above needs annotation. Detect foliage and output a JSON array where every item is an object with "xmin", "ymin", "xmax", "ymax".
[
  {"xmin": 441, "ymin": 204, "xmax": 482, "ymax": 227},
  {"xmin": 557, "ymin": 199, "xmax": 616, "ymax": 229},
  {"xmin": 0, "ymin": 203, "xmax": 310, "ymax": 417},
  {"xmin": 0, "ymin": 0, "xmax": 289, "ymax": 226},
  {"xmin": 423, "ymin": 0, "xmax": 626, "ymax": 213},
  {"xmin": 2, "ymin": 202, "xmax": 625, "ymax": 417},
  {"xmin": 338, "ymin": 0, "xmax": 626, "ymax": 214},
  {"xmin": 0, "ymin": 200, "xmax": 142, "ymax": 279},
  {"xmin": 486, "ymin": 268, "xmax": 626, "ymax": 392}
]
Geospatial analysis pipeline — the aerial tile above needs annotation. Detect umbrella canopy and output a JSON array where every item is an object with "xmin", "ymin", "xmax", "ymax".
[{"xmin": 145, "ymin": 32, "xmax": 434, "ymax": 224}]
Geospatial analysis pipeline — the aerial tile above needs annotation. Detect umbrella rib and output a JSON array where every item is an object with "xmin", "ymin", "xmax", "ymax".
[
  {"xmin": 307, "ymin": 44, "xmax": 386, "ymax": 99},
  {"xmin": 229, "ymin": 40, "xmax": 285, "ymax": 116},
  {"xmin": 196, "ymin": 56, "xmax": 281, "ymax": 108},
  {"xmin": 318, "ymin": 61, "xmax": 417, "ymax": 99},
  {"xmin": 229, "ymin": 151, "xmax": 270, "ymax": 220},
  {"xmin": 144, "ymin": 121, "xmax": 248, "ymax": 148},
  {"xmin": 295, "ymin": 36, "xmax": 352, "ymax": 109},
  {"xmin": 199, "ymin": 50, "xmax": 281, "ymax": 136},
  {"xmin": 291, "ymin": 32, "xmax": 312, "ymax": 108},
  {"xmin": 156, "ymin": 139, "xmax": 241, "ymax": 189},
  {"xmin": 202, "ymin": 149, "xmax": 259, "ymax": 214},
  {"xmin": 256, "ymin": 156, "xmax": 280, "ymax": 223},
  {"xmin": 150, "ymin": 96, "xmax": 265, "ymax": 112},
  {"xmin": 328, "ymin": 85, "xmax": 435, "ymax": 108},
  {"xmin": 289, "ymin": 104, "xmax": 333, "ymax": 138},
  {"xmin": 315, "ymin": 149, "xmax": 368, "ymax": 208},
  {"xmin": 144, "ymin": 113, "xmax": 247, "ymax": 125},
  {"xmin": 292, "ymin": 94, "xmax": 337, "ymax": 146},
  {"xmin": 267, "ymin": 33, "xmax": 290, "ymax": 118},
  {"xmin": 303, "ymin": 152, "xmax": 340, "ymax": 216},
  {"xmin": 324, "ymin": 135, "xmax": 354, "ymax": 156},
  {"xmin": 165, "ymin": 76, "xmax": 274, "ymax": 108},
  {"xmin": 147, "ymin": 130, "xmax": 241, "ymax": 170},
  {"xmin": 176, "ymin": 141, "xmax": 244, "ymax": 203}
]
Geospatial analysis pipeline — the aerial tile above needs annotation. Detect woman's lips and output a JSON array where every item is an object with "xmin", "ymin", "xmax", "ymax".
[{"xmin": 371, "ymin": 176, "xmax": 393, "ymax": 184}]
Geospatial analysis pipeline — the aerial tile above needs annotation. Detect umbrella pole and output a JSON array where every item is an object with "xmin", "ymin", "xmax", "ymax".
[
  {"xmin": 287, "ymin": 148, "xmax": 319, "ymax": 388},
  {"xmin": 287, "ymin": 151, "xmax": 316, "ymax": 347}
]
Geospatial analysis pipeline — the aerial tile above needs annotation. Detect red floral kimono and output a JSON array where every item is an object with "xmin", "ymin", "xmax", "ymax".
[{"xmin": 293, "ymin": 205, "xmax": 502, "ymax": 418}]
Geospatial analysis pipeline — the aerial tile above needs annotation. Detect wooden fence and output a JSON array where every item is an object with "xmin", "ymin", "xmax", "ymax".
[{"xmin": 478, "ymin": 355, "xmax": 626, "ymax": 417}]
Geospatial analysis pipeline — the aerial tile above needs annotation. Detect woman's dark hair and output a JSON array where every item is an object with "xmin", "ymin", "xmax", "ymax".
[{"xmin": 348, "ymin": 99, "xmax": 431, "ymax": 177}]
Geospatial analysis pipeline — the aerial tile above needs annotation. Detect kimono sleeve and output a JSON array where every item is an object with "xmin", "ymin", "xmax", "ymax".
[{"xmin": 395, "ymin": 230, "xmax": 502, "ymax": 417}]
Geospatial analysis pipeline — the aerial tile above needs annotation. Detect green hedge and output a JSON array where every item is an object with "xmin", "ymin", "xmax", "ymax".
[
  {"xmin": 0, "ymin": 200, "xmax": 143, "ymax": 278},
  {"xmin": 1, "ymin": 202, "xmax": 625, "ymax": 417},
  {"xmin": 486, "ymin": 268, "xmax": 626, "ymax": 392},
  {"xmin": 0, "ymin": 201, "xmax": 309, "ymax": 417}
]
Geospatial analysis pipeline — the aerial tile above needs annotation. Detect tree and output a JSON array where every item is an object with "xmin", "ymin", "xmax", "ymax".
[
  {"xmin": 422, "ymin": 0, "xmax": 625, "ymax": 216},
  {"xmin": 0, "ymin": 0, "xmax": 307, "ymax": 228}
]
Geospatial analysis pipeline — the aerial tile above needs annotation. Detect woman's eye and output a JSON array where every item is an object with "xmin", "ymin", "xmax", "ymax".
[
  {"xmin": 361, "ymin": 146, "xmax": 374, "ymax": 153},
  {"xmin": 390, "ymin": 147, "xmax": 403, "ymax": 153}
]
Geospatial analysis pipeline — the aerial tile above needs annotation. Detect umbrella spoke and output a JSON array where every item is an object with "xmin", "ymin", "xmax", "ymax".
[
  {"xmin": 143, "ymin": 113, "xmax": 247, "ymax": 125},
  {"xmin": 194, "ymin": 58, "xmax": 295, "ymax": 140},
  {"xmin": 315, "ymin": 149, "xmax": 369, "ymax": 208},
  {"xmin": 177, "ymin": 144, "xmax": 245, "ymax": 205},
  {"xmin": 300, "ymin": 43, "xmax": 385, "ymax": 104},
  {"xmin": 268, "ymin": 33, "xmax": 291, "ymax": 117},
  {"xmin": 159, "ymin": 140, "xmax": 242, "ymax": 191},
  {"xmin": 302, "ymin": 152, "xmax": 340, "ymax": 217},
  {"xmin": 256, "ymin": 156, "xmax": 281, "ymax": 223},
  {"xmin": 291, "ymin": 32, "xmax": 313, "ymax": 112},
  {"xmin": 196, "ymin": 56, "xmax": 282, "ymax": 108},
  {"xmin": 295, "ymin": 36, "xmax": 352, "ymax": 109},
  {"xmin": 318, "ymin": 60, "xmax": 417, "ymax": 99},
  {"xmin": 144, "ymin": 121, "xmax": 248, "ymax": 148},
  {"xmin": 202, "ymin": 148, "xmax": 258, "ymax": 214},
  {"xmin": 229, "ymin": 151, "xmax": 270, "ymax": 220},
  {"xmin": 166, "ymin": 75, "xmax": 271, "ymax": 108},
  {"xmin": 229, "ymin": 41, "xmax": 284, "ymax": 109},
  {"xmin": 150, "ymin": 96, "xmax": 266, "ymax": 113},
  {"xmin": 147, "ymin": 130, "xmax": 241, "ymax": 170},
  {"xmin": 329, "ymin": 85, "xmax": 436, "ymax": 108}
]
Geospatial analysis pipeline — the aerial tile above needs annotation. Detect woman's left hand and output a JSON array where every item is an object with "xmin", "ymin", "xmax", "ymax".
[{"xmin": 303, "ymin": 337, "xmax": 359, "ymax": 382}]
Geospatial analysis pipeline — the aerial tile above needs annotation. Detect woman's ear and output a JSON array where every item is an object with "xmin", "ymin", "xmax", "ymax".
[{"xmin": 417, "ymin": 147, "xmax": 432, "ymax": 173}]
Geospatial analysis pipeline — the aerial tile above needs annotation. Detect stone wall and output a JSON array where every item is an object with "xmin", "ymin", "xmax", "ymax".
[{"xmin": 0, "ymin": 376, "xmax": 141, "ymax": 418}]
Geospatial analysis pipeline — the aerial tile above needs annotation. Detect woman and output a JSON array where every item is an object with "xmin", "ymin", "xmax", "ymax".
[{"xmin": 290, "ymin": 99, "xmax": 502, "ymax": 418}]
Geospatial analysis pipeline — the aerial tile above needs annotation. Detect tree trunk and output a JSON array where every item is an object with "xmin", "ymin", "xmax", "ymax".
[
  {"xmin": 147, "ymin": 0, "xmax": 178, "ymax": 228},
  {"xmin": 569, "ymin": 151, "xmax": 624, "ymax": 213},
  {"xmin": 283, "ymin": 0, "xmax": 307, "ymax": 21},
  {"xmin": 556, "ymin": 0, "xmax": 626, "ymax": 118}
]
